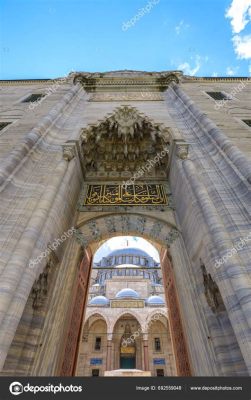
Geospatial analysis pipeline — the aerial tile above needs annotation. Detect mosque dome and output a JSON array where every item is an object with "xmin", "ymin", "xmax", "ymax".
[
  {"xmin": 146, "ymin": 295, "xmax": 165, "ymax": 305},
  {"xmin": 115, "ymin": 288, "xmax": 140, "ymax": 299},
  {"xmin": 108, "ymin": 247, "xmax": 151, "ymax": 258},
  {"xmin": 89, "ymin": 295, "xmax": 109, "ymax": 306}
]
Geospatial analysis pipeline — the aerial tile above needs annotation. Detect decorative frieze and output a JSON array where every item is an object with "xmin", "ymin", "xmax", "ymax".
[
  {"xmin": 82, "ymin": 183, "xmax": 168, "ymax": 206},
  {"xmin": 88, "ymin": 92, "xmax": 164, "ymax": 101}
]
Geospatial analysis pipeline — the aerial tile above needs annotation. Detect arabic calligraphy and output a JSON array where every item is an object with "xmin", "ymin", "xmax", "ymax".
[{"xmin": 84, "ymin": 184, "xmax": 167, "ymax": 206}]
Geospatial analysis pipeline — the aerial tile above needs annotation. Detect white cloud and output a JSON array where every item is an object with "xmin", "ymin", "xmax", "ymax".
[
  {"xmin": 175, "ymin": 20, "xmax": 190, "ymax": 35},
  {"xmin": 178, "ymin": 61, "xmax": 200, "ymax": 76},
  {"xmin": 226, "ymin": 1, "xmax": 251, "ymax": 70},
  {"xmin": 177, "ymin": 55, "xmax": 208, "ymax": 76},
  {"xmin": 226, "ymin": 0, "xmax": 251, "ymax": 34},
  {"xmin": 249, "ymin": 64, "xmax": 251, "ymax": 75},
  {"xmin": 212, "ymin": 72, "xmax": 219, "ymax": 77},
  {"xmin": 226, "ymin": 66, "xmax": 239, "ymax": 75},
  {"xmin": 232, "ymin": 34, "xmax": 251, "ymax": 59}
]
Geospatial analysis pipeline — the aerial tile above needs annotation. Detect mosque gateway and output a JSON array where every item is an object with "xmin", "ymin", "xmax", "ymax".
[{"xmin": 0, "ymin": 71, "xmax": 250, "ymax": 377}]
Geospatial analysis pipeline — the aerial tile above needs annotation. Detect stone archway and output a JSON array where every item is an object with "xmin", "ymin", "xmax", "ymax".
[
  {"xmin": 75, "ymin": 213, "xmax": 179, "ymax": 250},
  {"xmin": 112, "ymin": 313, "xmax": 142, "ymax": 371},
  {"xmin": 75, "ymin": 313, "xmax": 108, "ymax": 376},
  {"xmin": 6, "ymin": 101, "xmax": 191, "ymax": 377},
  {"xmin": 148, "ymin": 315, "xmax": 175, "ymax": 376},
  {"xmin": 57, "ymin": 213, "xmax": 191, "ymax": 376}
]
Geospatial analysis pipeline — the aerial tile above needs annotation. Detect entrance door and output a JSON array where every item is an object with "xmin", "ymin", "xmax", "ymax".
[
  {"xmin": 160, "ymin": 249, "xmax": 191, "ymax": 376},
  {"xmin": 120, "ymin": 356, "xmax": 136, "ymax": 369},
  {"xmin": 59, "ymin": 248, "xmax": 92, "ymax": 376}
]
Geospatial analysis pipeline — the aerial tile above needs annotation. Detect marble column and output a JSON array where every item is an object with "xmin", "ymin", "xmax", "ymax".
[
  {"xmin": 143, "ymin": 339, "xmax": 149, "ymax": 371},
  {"xmin": 106, "ymin": 338, "xmax": 113, "ymax": 371}
]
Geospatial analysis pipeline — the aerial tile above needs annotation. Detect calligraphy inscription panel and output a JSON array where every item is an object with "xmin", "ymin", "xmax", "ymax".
[
  {"xmin": 84, "ymin": 184, "xmax": 168, "ymax": 206},
  {"xmin": 111, "ymin": 300, "xmax": 145, "ymax": 308}
]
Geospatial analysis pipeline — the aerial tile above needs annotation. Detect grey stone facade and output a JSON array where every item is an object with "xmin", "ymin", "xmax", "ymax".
[{"xmin": 0, "ymin": 71, "xmax": 250, "ymax": 376}]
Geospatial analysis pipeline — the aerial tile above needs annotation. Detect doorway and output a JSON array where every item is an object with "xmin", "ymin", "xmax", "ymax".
[{"xmin": 120, "ymin": 356, "xmax": 136, "ymax": 369}]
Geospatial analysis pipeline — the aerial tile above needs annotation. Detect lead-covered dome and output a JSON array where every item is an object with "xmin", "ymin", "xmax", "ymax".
[
  {"xmin": 146, "ymin": 295, "xmax": 165, "ymax": 305},
  {"xmin": 89, "ymin": 295, "xmax": 109, "ymax": 306},
  {"xmin": 109, "ymin": 247, "xmax": 150, "ymax": 258},
  {"xmin": 115, "ymin": 288, "xmax": 140, "ymax": 299}
]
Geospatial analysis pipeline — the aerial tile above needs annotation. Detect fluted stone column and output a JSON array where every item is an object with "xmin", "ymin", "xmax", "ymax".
[
  {"xmin": 182, "ymin": 158, "xmax": 251, "ymax": 373},
  {"xmin": 0, "ymin": 80, "xmax": 84, "ymax": 372},
  {"xmin": 0, "ymin": 158, "xmax": 77, "ymax": 370}
]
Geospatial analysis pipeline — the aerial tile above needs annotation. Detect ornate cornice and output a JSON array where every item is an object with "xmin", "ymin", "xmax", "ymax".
[
  {"xmin": 182, "ymin": 76, "xmax": 251, "ymax": 83},
  {"xmin": 0, "ymin": 79, "xmax": 54, "ymax": 86},
  {"xmin": 72, "ymin": 71, "xmax": 180, "ymax": 92}
]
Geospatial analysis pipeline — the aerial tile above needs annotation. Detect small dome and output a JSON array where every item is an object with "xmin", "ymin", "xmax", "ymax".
[
  {"xmin": 89, "ymin": 295, "xmax": 109, "ymax": 306},
  {"xmin": 146, "ymin": 295, "xmax": 165, "ymax": 305},
  {"xmin": 115, "ymin": 288, "xmax": 140, "ymax": 299}
]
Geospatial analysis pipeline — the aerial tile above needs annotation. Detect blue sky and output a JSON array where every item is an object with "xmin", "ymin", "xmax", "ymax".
[
  {"xmin": 0, "ymin": 0, "xmax": 251, "ymax": 79},
  {"xmin": 94, "ymin": 236, "xmax": 160, "ymax": 262}
]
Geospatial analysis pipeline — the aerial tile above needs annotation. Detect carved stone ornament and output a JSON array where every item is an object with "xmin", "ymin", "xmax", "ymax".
[
  {"xmin": 31, "ymin": 251, "xmax": 58, "ymax": 310},
  {"xmin": 74, "ymin": 229, "xmax": 89, "ymax": 248},
  {"xmin": 31, "ymin": 263, "xmax": 50, "ymax": 310},
  {"xmin": 72, "ymin": 70, "xmax": 180, "ymax": 92},
  {"xmin": 165, "ymin": 228, "xmax": 180, "ymax": 246},
  {"xmin": 201, "ymin": 263, "xmax": 226, "ymax": 313},
  {"xmin": 80, "ymin": 106, "xmax": 170, "ymax": 175},
  {"xmin": 176, "ymin": 144, "xmax": 189, "ymax": 160},
  {"xmin": 63, "ymin": 144, "xmax": 76, "ymax": 161}
]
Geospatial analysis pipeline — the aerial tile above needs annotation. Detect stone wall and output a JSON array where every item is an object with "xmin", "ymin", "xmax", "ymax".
[{"xmin": 0, "ymin": 71, "xmax": 250, "ymax": 376}]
